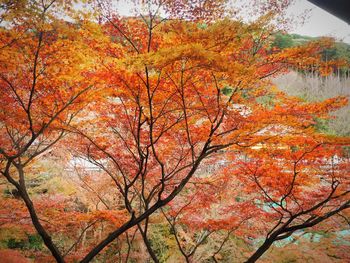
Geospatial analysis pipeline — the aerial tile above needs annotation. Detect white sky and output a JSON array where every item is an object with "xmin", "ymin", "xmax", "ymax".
[
  {"xmin": 105, "ymin": 0, "xmax": 350, "ymax": 44},
  {"xmin": 289, "ymin": 0, "xmax": 350, "ymax": 43}
]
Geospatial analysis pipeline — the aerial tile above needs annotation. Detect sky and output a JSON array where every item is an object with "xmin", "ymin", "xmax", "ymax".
[
  {"xmin": 289, "ymin": 0, "xmax": 350, "ymax": 43},
  {"xmin": 104, "ymin": 0, "xmax": 350, "ymax": 44}
]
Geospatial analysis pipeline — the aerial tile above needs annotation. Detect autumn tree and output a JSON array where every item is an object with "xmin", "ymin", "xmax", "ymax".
[
  {"xmin": 1, "ymin": 0, "xmax": 349, "ymax": 262},
  {"xmin": 67, "ymin": 1, "xmax": 349, "ymax": 262},
  {"xmin": 0, "ymin": 0, "xmax": 100, "ymax": 261}
]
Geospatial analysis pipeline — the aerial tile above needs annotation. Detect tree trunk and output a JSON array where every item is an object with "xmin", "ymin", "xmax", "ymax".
[
  {"xmin": 19, "ymin": 186, "xmax": 65, "ymax": 263},
  {"xmin": 3, "ymin": 165, "xmax": 64, "ymax": 263},
  {"xmin": 245, "ymin": 239, "xmax": 274, "ymax": 263}
]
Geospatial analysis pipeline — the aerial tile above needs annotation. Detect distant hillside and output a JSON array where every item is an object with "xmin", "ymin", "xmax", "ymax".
[
  {"xmin": 272, "ymin": 34, "xmax": 350, "ymax": 137},
  {"xmin": 272, "ymin": 33, "xmax": 350, "ymax": 64}
]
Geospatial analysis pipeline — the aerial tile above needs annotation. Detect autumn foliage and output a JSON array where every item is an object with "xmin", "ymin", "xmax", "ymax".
[{"xmin": 0, "ymin": 0, "xmax": 349, "ymax": 262}]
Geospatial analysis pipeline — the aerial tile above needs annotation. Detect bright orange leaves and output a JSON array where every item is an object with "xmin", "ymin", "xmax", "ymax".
[{"xmin": 0, "ymin": 1, "xmax": 349, "ymax": 262}]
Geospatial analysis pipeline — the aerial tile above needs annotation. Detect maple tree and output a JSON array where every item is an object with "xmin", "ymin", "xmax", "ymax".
[
  {"xmin": 0, "ymin": 0, "xmax": 101, "ymax": 261},
  {"xmin": 0, "ymin": 0, "xmax": 349, "ymax": 262}
]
